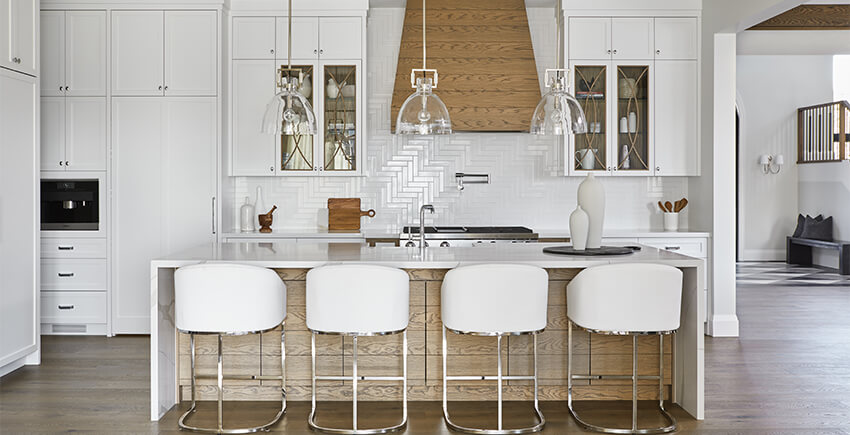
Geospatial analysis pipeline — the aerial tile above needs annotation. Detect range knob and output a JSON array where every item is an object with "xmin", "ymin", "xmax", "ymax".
[{"xmin": 440, "ymin": 241, "xmax": 450, "ymax": 248}]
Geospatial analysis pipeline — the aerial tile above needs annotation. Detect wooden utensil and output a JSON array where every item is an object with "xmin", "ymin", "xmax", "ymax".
[
  {"xmin": 258, "ymin": 205, "xmax": 277, "ymax": 233},
  {"xmin": 328, "ymin": 198, "xmax": 376, "ymax": 230},
  {"xmin": 658, "ymin": 201, "xmax": 667, "ymax": 212},
  {"xmin": 664, "ymin": 201, "xmax": 673, "ymax": 213},
  {"xmin": 678, "ymin": 198, "xmax": 688, "ymax": 212},
  {"xmin": 673, "ymin": 200, "xmax": 681, "ymax": 212}
]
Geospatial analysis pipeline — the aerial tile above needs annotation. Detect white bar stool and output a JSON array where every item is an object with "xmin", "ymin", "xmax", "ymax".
[
  {"xmin": 175, "ymin": 263, "xmax": 287, "ymax": 434},
  {"xmin": 441, "ymin": 264, "xmax": 549, "ymax": 434},
  {"xmin": 566, "ymin": 263, "xmax": 683, "ymax": 434},
  {"xmin": 306, "ymin": 264, "xmax": 410, "ymax": 434}
]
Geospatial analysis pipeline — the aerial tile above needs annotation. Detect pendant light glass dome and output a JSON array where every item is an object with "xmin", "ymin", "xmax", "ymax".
[
  {"xmin": 261, "ymin": 73, "xmax": 317, "ymax": 135},
  {"xmin": 530, "ymin": 0, "xmax": 587, "ymax": 135},
  {"xmin": 396, "ymin": 76, "xmax": 452, "ymax": 135},
  {"xmin": 530, "ymin": 71, "xmax": 587, "ymax": 135},
  {"xmin": 261, "ymin": 0, "xmax": 317, "ymax": 136},
  {"xmin": 395, "ymin": 0, "xmax": 452, "ymax": 135}
]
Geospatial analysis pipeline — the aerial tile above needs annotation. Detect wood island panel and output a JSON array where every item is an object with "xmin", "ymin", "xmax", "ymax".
[{"xmin": 177, "ymin": 268, "xmax": 672, "ymax": 402}]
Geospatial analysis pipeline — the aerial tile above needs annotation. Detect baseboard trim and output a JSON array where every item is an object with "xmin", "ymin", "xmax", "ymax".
[{"xmin": 707, "ymin": 314, "xmax": 740, "ymax": 337}]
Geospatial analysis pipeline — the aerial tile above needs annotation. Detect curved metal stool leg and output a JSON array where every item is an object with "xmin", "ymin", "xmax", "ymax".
[
  {"xmin": 442, "ymin": 328, "xmax": 546, "ymax": 434},
  {"xmin": 567, "ymin": 323, "xmax": 678, "ymax": 435},
  {"xmin": 179, "ymin": 328, "xmax": 287, "ymax": 434},
  {"xmin": 308, "ymin": 331, "xmax": 408, "ymax": 434}
]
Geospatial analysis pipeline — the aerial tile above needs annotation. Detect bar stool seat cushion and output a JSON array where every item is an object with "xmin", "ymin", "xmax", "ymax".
[
  {"xmin": 442, "ymin": 264, "xmax": 549, "ymax": 334},
  {"xmin": 175, "ymin": 263, "xmax": 286, "ymax": 334},
  {"xmin": 567, "ymin": 263, "xmax": 682, "ymax": 333},
  {"xmin": 306, "ymin": 264, "xmax": 409, "ymax": 334}
]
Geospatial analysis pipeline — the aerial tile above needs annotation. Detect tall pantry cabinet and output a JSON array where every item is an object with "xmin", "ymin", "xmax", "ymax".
[
  {"xmin": 0, "ymin": 0, "xmax": 40, "ymax": 376},
  {"xmin": 111, "ymin": 9, "xmax": 219, "ymax": 334}
]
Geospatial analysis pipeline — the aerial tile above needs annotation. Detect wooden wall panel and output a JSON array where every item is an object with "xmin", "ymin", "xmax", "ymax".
[
  {"xmin": 390, "ymin": 0, "xmax": 541, "ymax": 132},
  {"xmin": 750, "ymin": 5, "xmax": 850, "ymax": 30},
  {"xmin": 177, "ymin": 268, "xmax": 673, "ymax": 402}
]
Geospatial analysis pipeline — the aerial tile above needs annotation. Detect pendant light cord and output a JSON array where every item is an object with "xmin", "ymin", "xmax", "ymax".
[
  {"xmin": 288, "ymin": 0, "xmax": 293, "ymax": 68},
  {"xmin": 555, "ymin": 0, "xmax": 563, "ymax": 70},
  {"xmin": 422, "ymin": 0, "xmax": 427, "ymax": 71}
]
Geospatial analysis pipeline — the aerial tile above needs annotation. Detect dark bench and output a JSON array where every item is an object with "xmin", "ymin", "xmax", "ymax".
[{"xmin": 786, "ymin": 236, "xmax": 850, "ymax": 275}]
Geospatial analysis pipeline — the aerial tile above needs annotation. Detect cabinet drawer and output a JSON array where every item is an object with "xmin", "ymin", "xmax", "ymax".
[
  {"xmin": 41, "ymin": 238, "xmax": 107, "ymax": 259},
  {"xmin": 639, "ymin": 238, "xmax": 706, "ymax": 258},
  {"xmin": 41, "ymin": 291, "xmax": 106, "ymax": 324},
  {"xmin": 41, "ymin": 259, "xmax": 107, "ymax": 291}
]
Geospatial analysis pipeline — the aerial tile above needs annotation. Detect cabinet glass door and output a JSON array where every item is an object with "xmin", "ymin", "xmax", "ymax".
[
  {"xmin": 615, "ymin": 64, "xmax": 650, "ymax": 172},
  {"xmin": 279, "ymin": 64, "xmax": 315, "ymax": 171},
  {"xmin": 322, "ymin": 64, "xmax": 357, "ymax": 171},
  {"xmin": 573, "ymin": 65, "xmax": 608, "ymax": 172}
]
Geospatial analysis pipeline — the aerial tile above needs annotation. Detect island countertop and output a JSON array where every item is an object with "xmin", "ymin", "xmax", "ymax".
[
  {"xmin": 152, "ymin": 241, "xmax": 705, "ymax": 269},
  {"xmin": 151, "ymin": 242, "xmax": 704, "ymax": 423}
]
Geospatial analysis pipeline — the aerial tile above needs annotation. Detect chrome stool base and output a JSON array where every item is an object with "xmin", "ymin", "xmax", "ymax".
[
  {"xmin": 308, "ymin": 330, "xmax": 408, "ymax": 435},
  {"xmin": 178, "ymin": 325, "xmax": 287, "ymax": 434},
  {"xmin": 442, "ymin": 327, "xmax": 546, "ymax": 434},
  {"xmin": 567, "ymin": 321, "xmax": 678, "ymax": 435}
]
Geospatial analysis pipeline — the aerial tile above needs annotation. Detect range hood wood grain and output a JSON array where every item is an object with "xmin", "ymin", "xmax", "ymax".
[{"xmin": 391, "ymin": 0, "xmax": 541, "ymax": 132}]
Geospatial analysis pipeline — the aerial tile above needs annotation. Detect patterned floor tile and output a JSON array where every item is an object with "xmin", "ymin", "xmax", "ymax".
[{"xmin": 737, "ymin": 262, "xmax": 850, "ymax": 287}]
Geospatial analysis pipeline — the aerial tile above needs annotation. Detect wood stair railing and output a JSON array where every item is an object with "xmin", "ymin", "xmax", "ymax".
[{"xmin": 798, "ymin": 100, "xmax": 850, "ymax": 163}]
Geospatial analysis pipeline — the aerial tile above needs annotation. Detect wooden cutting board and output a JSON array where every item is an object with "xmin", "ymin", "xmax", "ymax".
[{"xmin": 328, "ymin": 198, "xmax": 375, "ymax": 230}]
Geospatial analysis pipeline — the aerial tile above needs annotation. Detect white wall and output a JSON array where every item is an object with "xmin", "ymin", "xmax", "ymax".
[
  {"xmin": 225, "ymin": 8, "xmax": 689, "ymax": 233},
  {"xmin": 799, "ymin": 161, "xmax": 850, "ymax": 268},
  {"xmin": 736, "ymin": 55, "xmax": 834, "ymax": 260}
]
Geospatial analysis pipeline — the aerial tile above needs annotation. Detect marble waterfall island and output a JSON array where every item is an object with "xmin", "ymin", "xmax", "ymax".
[{"xmin": 150, "ymin": 242, "xmax": 704, "ymax": 421}]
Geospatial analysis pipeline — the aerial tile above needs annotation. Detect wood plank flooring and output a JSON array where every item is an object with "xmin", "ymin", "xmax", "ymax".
[{"xmin": 3, "ymin": 282, "xmax": 850, "ymax": 433}]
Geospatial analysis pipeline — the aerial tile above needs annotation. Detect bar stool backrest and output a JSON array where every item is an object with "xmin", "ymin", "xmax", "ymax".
[
  {"xmin": 175, "ymin": 263, "xmax": 286, "ymax": 334},
  {"xmin": 442, "ymin": 264, "xmax": 549, "ymax": 334},
  {"xmin": 567, "ymin": 263, "xmax": 683, "ymax": 333},
  {"xmin": 306, "ymin": 264, "xmax": 409, "ymax": 334}
]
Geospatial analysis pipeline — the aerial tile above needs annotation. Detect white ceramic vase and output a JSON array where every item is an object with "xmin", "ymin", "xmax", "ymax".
[
  {"xmin": 569, "ymin": 205, "xmax": 589, "ymax": 251},
  {"xmin": 577, "ymin": 173, "xmax": 605, "ymax": 249}
]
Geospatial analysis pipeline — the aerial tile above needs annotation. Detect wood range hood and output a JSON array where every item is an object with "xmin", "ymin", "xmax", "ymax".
[{"xmin": 391, "ymin": 0, "xmax": 542, "ymax": 132}]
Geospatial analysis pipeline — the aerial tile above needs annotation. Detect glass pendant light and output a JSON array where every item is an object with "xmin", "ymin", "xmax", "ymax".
[
  {"xmin": 261, "ymin": 0, "xmax": 317, "ymax": 136},
  {"xmin": 395, "ymin": 0, "xmax": 452, "ymax": 135},
  {"xmin": 530, "ymin": 0, "xmax": 587, "ymax": 135}
]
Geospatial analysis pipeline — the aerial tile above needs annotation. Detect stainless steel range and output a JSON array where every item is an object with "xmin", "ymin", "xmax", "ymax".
[{"xmin": 400, "ymin": 226, "xmax": 538, "ymax": 248}]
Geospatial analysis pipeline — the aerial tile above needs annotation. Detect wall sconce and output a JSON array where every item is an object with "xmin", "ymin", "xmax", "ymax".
[
  {"xmin": 759, "ymin": 154, "xmax": 784, "ymax": 174},
  {"xmin": 455, "ymin": 172, "xmax": 489, "ymax": 191}
]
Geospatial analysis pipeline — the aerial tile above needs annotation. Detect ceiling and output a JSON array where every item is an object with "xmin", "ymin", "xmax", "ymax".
[
  {"xmin": 370, "ymin": 0, "xmax": 555, "ymax": 8},
  {"xmin": 749, "ymin": 4, "xmax": 850, "ymax": 30}
]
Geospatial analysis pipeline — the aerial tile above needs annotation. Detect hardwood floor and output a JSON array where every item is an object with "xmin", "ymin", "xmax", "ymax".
[{"xmin": 3, "ymin": 281, "xmax": 850, "ymax": 433}]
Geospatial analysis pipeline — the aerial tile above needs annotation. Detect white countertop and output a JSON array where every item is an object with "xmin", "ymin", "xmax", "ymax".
[
  {"xmin": 222, "ymin": 228, "xmax": 711, "ymax": 240},
  {"xmin": 152, "ymin": 241, "xmax": 704, "ymax": 269}
]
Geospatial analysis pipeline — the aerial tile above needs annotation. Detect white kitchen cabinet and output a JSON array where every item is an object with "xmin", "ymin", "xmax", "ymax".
[
  {"xmin": 231, "ymin": 59, "xmax": 276, "ymax": 175},
  {"xmin": 112, "ymin": 97, "xmax": 217, "ymax": 334},
  {"xmin": 0, "ymin": 0, "xmax": 37, "ymax": 76},
  {"xmin": 41, "ymin": 292, "xmax": 107, "ymax": 326},
  {"xmin": 231, "ymin": 10, "xmax": 366, "ymax": 176},
  {"xmin": 654, "ymin": 61, "xmax": 698, "ymax": 176},
  {"xmin": 112, "ymin": 10, "xmax": 216, "ymax": 97},
  {"xmin": 40, "ymin": 96, "xmax": 107, "ymax": 171},
  {"xmin": 41, "ymin": 11, "xmax": 107, "ymax": 97},
  {"xmin": 0, "ymin": 68, "xmax": 39, "ymax": 369},
  {"xmin": 568, "ymin": 17, "xmax": 610, "ymax": 60},
  {"xmin": 654, "ymin": 18, "xmax": 698, "ymax": 60},
  {"xmin": 611, "ymin": 18, "xmax": 654, "ymax": 60},
  {"xmin": 41, "ymin": 259, "xmax": 108, "ymax": 291},
  {"xmin": 232, "ymin": 17, "xmax": 275, "ymax": 59},
  {"xmin": 276, "ymin": 16, "xmax": 320, "ymax": 59}
]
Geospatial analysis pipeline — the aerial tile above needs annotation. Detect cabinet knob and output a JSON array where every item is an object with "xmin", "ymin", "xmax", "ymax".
[
  {"xmin": 59, "ymin": 85, "xmax": 63, "ymax": 91},
  {"xmin": 656, "ymin": 166, "xmax": 661, "ymax": 172},
  {"xmin": 158, "ymin": 85, "xmax": 163, "ymax": 91},
  {"xmin": 270, "ymin": 166, "xmax": 274, "ymax": 172},
  {"xmin": 65, "ymin": 86, "xmax": 69, "ymax": 91},
  {"xmin": 319, "ymin": 49, "xmax": 324, "ymax": 55},
  {"xmin": 656, "ymin": 49, "xmax": 661, "ymax": 55},
  {"xmin": 12, "ymin": 57, "xmax": 20, "ymax": 64},
  {"xmin": 65, "ymin": 161, "xmax": 70, "ymax": 166},
  {"xmin": 59, "ymin": 161, "xmax": 64, "ymax": 166},
  {"xmin": 613, "ymin": 49, "xmax": 618, "ymax": 54},
  {"xmin": 607, "ymin": 49, "xmax": 612, "ymax": 54},
  {"xmin": 164, "ymin": 86, "xmax": 169, "ymax": 91},
  {"xmin": 270, "ymin": 49, "xmax": 275, "ymax": 54},
  {"xmin": 313, "ymin": 49, "xmax": 318, "ymax": 54}
]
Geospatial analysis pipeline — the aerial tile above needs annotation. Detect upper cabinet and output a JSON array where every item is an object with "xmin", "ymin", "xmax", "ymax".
[
  {"xmin": 112, "ymin": 10, "xmax": 217, "ymax": 97},
  {"xmin": 229, "ymin": 12, "xmax": 365, "ymax": 176},
  {"xmin": 0, "ymin": 0, "xmax": 38, "ymax": 76},
  {"xmin": 567, "ymin": 14, "xmax": 699, "ymax": 176},
  {"xmin": 40, "ymin": 11, "xmax": 107, "ymax": 97}
]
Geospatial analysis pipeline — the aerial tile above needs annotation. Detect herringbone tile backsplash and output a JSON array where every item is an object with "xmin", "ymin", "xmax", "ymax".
[{"xmin": 223, "ymin": 8, "xmax": 689, "ymax": 233}]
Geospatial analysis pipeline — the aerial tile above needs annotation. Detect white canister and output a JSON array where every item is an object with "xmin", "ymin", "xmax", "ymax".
[
  {"xmin": 628, "ymin": 112, "xmax": 637, "ymax": 133},
  {"xmin": 619, "ymin": 117, "xmax": 628, "ymax": 133},
  {"xmin": 663, "ymin": 212, "xmax": 679, "ymax": 231}
]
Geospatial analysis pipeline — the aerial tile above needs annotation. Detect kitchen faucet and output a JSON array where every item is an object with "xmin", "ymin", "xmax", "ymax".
[{"xmin": 418, "ymin": 204, "xmax": 435, "ymax": 252}]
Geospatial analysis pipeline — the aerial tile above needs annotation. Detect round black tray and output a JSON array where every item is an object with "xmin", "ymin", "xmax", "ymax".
[{"xmin": 542, "ymin": 245, "xmax": 637, "ymax": 256}]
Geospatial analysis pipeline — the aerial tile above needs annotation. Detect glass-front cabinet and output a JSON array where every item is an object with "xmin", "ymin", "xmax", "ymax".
[
  {"xmin": 569, "ymin": 61, "xmax": 653, "ymax": 176},
  {"xmin": 275, "ymin": 61, "xmax": 361, "ymax": 175}
]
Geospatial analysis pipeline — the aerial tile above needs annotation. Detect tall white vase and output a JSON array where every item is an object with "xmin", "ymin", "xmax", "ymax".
[
  {"xmin": 569, "ymin": 205, "xmax": 589, "ymax": 251},
  {"xmin": 577, "ymin": 173, "xmax": 605, "ymax": 249}
]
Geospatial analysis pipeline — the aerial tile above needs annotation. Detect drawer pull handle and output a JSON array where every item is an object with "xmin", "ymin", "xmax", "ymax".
[
  {"xmin": 665, "ymin": 246, "xmax": 681, "ymax": 251},
  {"xmin": 58, "ymin": 305, "xmax": 75, "ymax": 310},
  {"xmin": 58, "ymin": 272, "xmax": 75, "ymax": 277},
  {"xmin": 57, "ymin": 246, "xmax": 74, "ymax": 250}
]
